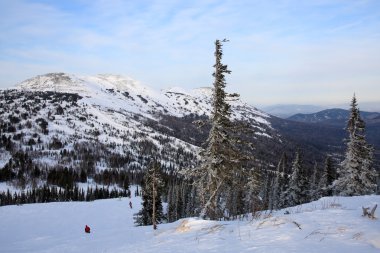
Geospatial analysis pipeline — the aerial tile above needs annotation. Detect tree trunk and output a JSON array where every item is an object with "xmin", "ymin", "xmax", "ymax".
[
  {"xmin": 200, "ymin": 180, "xmax": 223, "ymax": 219},
  {"xmin": 369, "ymin": 204, "xmax": 377, "ymax": 219},
  {"xmin": 152, "ymin": 170, "xmax": 157, "ymax": 230}
]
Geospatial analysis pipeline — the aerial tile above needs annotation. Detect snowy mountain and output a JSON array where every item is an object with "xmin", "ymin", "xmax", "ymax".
[
  {"xmin": 1, "ymin": 73, "xmax": 284, "ymax": 192},
  {"xmin": 0, "ymin": 186, "xmax": 379, "ymax": 253},
  {"xmin": 16, "ymin": 73, "xmax": 270, "ymax": 121}
]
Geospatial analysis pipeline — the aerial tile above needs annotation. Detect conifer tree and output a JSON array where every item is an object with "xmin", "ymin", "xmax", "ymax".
[
  {"xmin": 278, "ymin": 154, "xmax": 290, "ymax": 209},
  {"xmin": 187, "ymin": 39, "xmax": 252, "ymax": 220},
  {"xmin": 185, "ymin": 182, "xmax": 197, "ymax": 217},
  {"xmin": 334, "ymin": 95, "xmax": 377, "ymax": 196},
  {"xmin": 284, "ymin": 150, "xmax": 308, "ymax": 207},
  {"xmin": 134, "ymin": 161, "xmax": 164, "ymax": 228},
  {"xmin": 167, "ymin": 179, "xmax": 188, "ymax": 222},
  {"xmin": 261, "ymin": 170, "xmax": 273, "ymax": 210},
  {"xmin": 318, "ymin": 156, "xmax": 336, "ymax": 197},
  {"xmin": 245, "ymin": 168, "xmax": 262, "ymax": 215},
  {"xmin": 167, "ymin": 182, "xmax": 176, "ymax": 222},
  {"xmin": 272, "ymin": 153, "xmax": 287, "ymax": 210},
  {"xmin": 308, "ymin": 162, "xmax": 320, "ymax": 201}
]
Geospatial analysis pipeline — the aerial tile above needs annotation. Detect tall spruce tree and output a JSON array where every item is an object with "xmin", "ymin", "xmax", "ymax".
[
  {"xmin": 188, "ymin": 39, "xmax": 251, "ymax": 220},
  {"xmin": 318, "ymin": 156, "xmax": 336, "ymax": 197},
  {"xmin": 261, "ymin": 170, "xmax": 274, "ymax": 210},
  {"xmin": 278, "ymin": 154, "xmax": 290, "ymax": 209},
  {"xmin": 334, "ymin": 95, "xmax": 377, "ymax": 196},
  {"xmin": 167, "ymin": 178, "xmax": 189, "ymax": 222},
  {"xmin": 134, "ymin": 161, "xmax": 164, "ymax": 228},
  {"xmin": 284, "ymin": 150, "xmax": 308, "ymax": 207},
  {"xmin": 245, "ymin": 168, "xmax": 262, "ymax": 215},
  {"xmin": 308, "ymin": 162, "xmax": 320, "ymax": 201},
  {"xmin": 271, "ymin": 153, "xmax": 287, "ymax": 210}
]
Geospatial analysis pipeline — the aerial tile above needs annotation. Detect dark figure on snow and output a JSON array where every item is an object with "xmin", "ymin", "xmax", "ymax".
[
  {"xmin": 129, "ymin": 201, "xmax": 133, "ymax": 209},
  {"xmin": 85, "ymin": 225, "xmax": 91, "ymax": 233}
]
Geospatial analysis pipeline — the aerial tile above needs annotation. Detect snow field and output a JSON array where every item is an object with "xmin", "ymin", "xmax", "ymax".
[{"xmin": 0, "ymin": 192, "xmax": 379, "ymax": 253}]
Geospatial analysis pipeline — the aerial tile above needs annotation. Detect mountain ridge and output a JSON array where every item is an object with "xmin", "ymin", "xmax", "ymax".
[
  {"xmin": 0, "ymin": 73, "xmax": 277, "ymax": 181},
  {"xmin": 16, "ymin": 72, "xmax": 270, "ymax": 122},
  {"xmin": 287, "ymin": 108, "xmax": 380, "ymax": 126},
  {"xmin": 261, "ymin": 103, "xmax": 380, "ymax": 118}
]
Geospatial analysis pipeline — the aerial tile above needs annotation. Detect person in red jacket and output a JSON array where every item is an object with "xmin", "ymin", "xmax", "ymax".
[{"xmin": 85, "ymin": 225, "xmax": 91, "ymax": 233}]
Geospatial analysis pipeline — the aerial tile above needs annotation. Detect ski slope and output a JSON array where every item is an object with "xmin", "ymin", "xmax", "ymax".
[{"xmin": 0, "ymin": 193, "xmax": 379, "ymax": 253}]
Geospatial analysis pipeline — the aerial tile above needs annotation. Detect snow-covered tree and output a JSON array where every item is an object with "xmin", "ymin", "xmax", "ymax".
[
  {"xmin": 261, "ymin": 170, "xmax": 274, "ymax": 210},
  {"xmin": 272, "ymin": 153, "xmax": 287, "ymax": 210},
  {"xmin": 318, "ymin": 156, "xmax": 336, "ymax": 197},
  {"xmin": 188, "ymin": 39, "xmax": 252, "ymax": 220},
  {"xmin": 334, "ymin": 95, "xmax": 377, "ymax": 196},
  {"xmin": 278, "ymin": 154, "xmax": 290, "ymax": 209},
  {"xmin": 245, "ymin": 168, "xmax": 262, "ymax": 215},
  {"xmin": 167, "ymin": 178, "xmax": 191, "ymax": 222},
  {"xmin": 134, "ymin": 161, "xmax": 164, "ymax": 228},
  {"xmin": 308, "ymin": 162, "xmax": 320, "ymax": 201},
  {"xmin": 284, "ymin": 150, "xmax": 308, "ymax": 207}
]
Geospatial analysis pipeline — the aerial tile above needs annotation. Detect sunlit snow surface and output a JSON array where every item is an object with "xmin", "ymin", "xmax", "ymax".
[
  {"xmin": 6, "ymin": 73, "xmax": 274, "ymax": 172},
  {"xmin": 1, "ymin": 189, "xmax": 379, "ymax": 253},
  {"xmin": 17, "ymin": 72, "xmax": 271, "ymax": 127}
]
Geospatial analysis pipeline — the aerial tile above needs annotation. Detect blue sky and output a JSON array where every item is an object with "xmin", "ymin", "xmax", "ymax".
[{"xmin": 0, "ymin": 0, "xmax": 379, "ymax": 106}]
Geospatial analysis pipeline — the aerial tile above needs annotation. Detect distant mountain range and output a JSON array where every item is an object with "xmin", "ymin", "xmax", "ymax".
[
  {"xmin": 287, "ymin": 108, "xmax": 380, "ymax": 126},
  {"xmin": 260, "ymin": 104, "xmax": 327, "ymax": 118},
  {"xmin": 261, "ymin": 103, "xmax": 380, "ymax": 118},
  {"xmin": 284, "ymin": 108, "xmax": 380, "ymax": 164}
]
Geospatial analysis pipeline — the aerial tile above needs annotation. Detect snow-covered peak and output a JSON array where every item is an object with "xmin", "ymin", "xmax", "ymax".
[
  {"xmin": 87, "ymin": 74, "xmax": 153, "ymax": 95},
  {"xmin": 14, "ymin": 72, "xmax": 271, "ymax": 128},
  {"xmin": 17, "ymin": 72, "xmax": 154, "ymax": 96},
  {"xmin": 17, "ymin": 73, "xmax": 86, "ymax": 93}
]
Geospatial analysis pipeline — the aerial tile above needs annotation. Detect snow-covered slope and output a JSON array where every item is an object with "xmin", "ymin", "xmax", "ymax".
[
  {"xmin": 0, "ymin": 193, "xmax": 379, "ymax": 252},
  {"xmin": 17, "ymin": 73, "xmax": 271, "ymax": 123},
  {"xmin": 14, "ymin": 72, "xmax": 273, "ymax": 147},
  {"xmin": 18, "ymin": 73, "xmax": 174, "ymax": 117},
  {"xmin": 0, "ymin": 72, "xmax": 276, "ymax": 176}
]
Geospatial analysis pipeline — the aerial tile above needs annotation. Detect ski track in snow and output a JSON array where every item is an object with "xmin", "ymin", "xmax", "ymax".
[{"xmin": 0, "ymin": 190, "xmax": 379, "ymax": 253}]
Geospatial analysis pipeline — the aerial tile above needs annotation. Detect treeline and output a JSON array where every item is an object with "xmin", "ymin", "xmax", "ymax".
[
  {"xmin": 260, "ymin": 152, "xmax": 337, "ymax": 212},
  {"xmin": 162, "ymin": 151, "xmax": 337, "ymax": 222},
  {"xmin": 0, "ymin": 163, "xmax": 143, "ymax": 207},
  {"xmin": 0, "ymin": 184, "xmax": 130, "ymax": 207}
]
